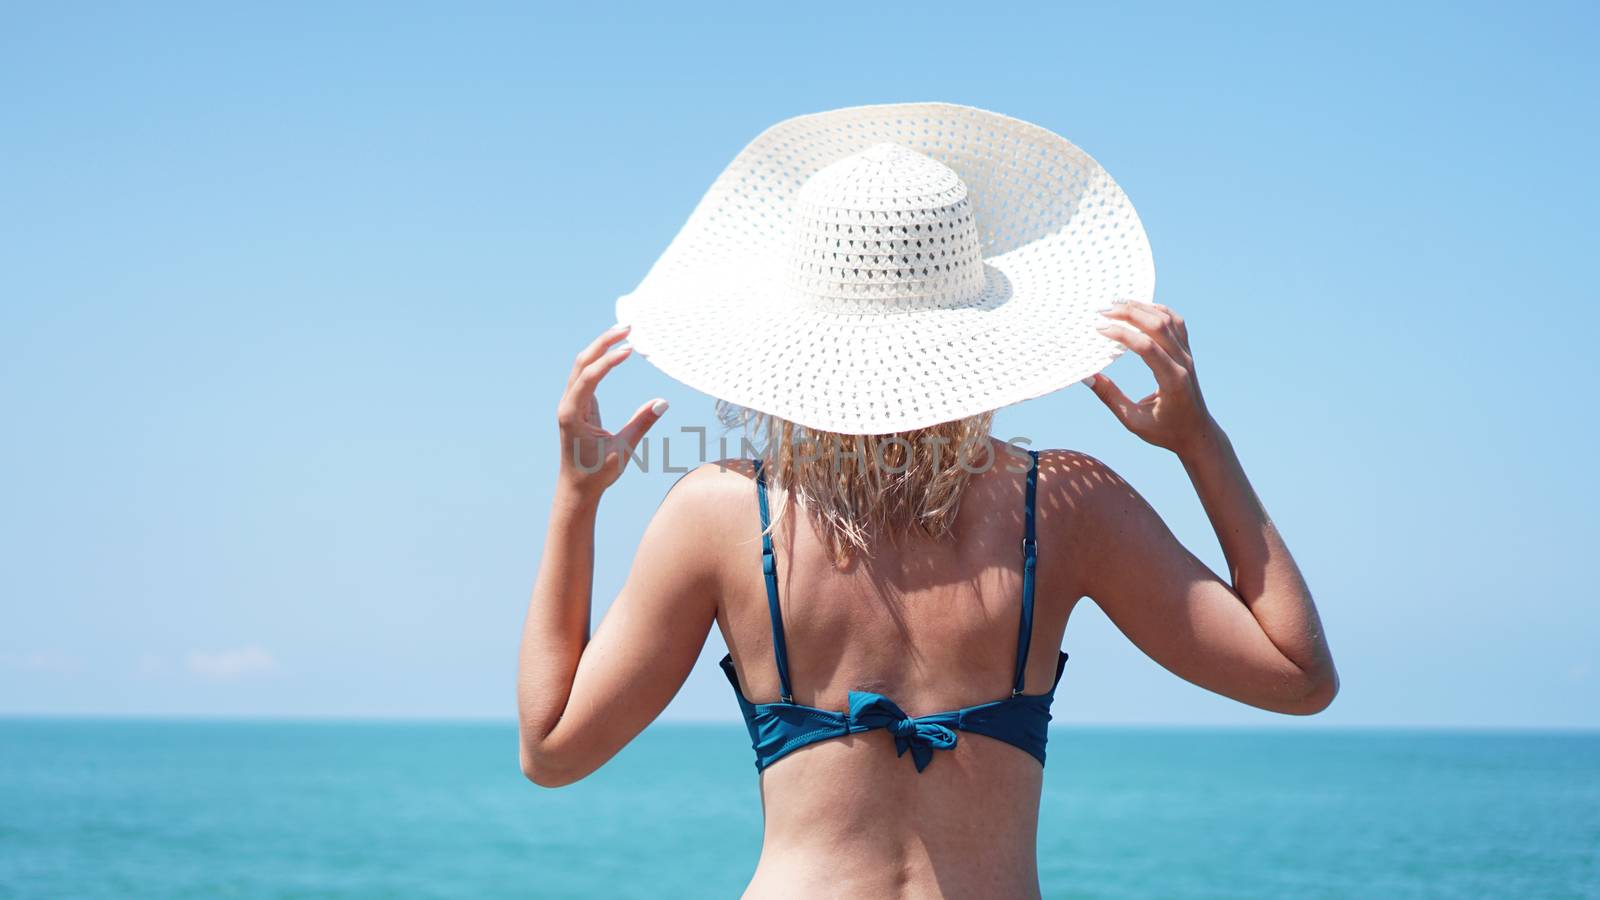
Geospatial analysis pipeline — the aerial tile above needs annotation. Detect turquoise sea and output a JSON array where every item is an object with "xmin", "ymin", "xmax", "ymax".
[{"xmin": 1, "ymin": 721, "xmax": 1596, "ymax": 898}]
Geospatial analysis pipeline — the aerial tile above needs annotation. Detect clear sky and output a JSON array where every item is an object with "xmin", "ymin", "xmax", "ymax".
[{"xmin": 2, "ymin": 2, "xmax": 1596, "ymax": 728}]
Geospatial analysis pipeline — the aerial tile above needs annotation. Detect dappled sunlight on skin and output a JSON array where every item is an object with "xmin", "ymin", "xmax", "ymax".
[
  {"xmin": 523, "ymin": 306, "xmax": 1335, "ymax": 900},
  {"xmin": 702, "ymin": 437, "xmax": 1269, "ymax": 898},
  {"xmin": 712, "ymin": 437, "xmax": 1137, "ymax": 715},
  {"xmin": 552, "ymin": 306, "xmax": 1333, "ymax": 893},
  {"xmin": 1032, "ymin": 446, "xmax": 1262, "ymax": 688}
]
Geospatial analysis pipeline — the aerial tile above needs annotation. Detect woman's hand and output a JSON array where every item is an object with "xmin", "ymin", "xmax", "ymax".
[
  {"xmin": 1086, "ymin": 300, "xmax": 1219, "ymax": 456},
  {"xmin": 556, "ymin": 324, "xmax": 668, "ymax": 499}
]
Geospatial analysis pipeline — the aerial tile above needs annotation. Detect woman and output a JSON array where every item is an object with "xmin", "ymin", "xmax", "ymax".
[{"xmin": 517, "ymin": 104, "xmax": 1336, "ymax": 898}]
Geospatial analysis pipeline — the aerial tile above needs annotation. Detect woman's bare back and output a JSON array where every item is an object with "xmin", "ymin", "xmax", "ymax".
[
  {"xmin": 707, "ymin": 445, "xmax": 1084, "ymax": 898},
  {"xmin": 519, "ymin": 313, "xmax": 1336, "ymax": 899}
]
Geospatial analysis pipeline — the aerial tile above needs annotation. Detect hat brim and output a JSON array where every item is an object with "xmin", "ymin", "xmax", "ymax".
[{"xmin": 616, "ymin": 102, "xmax": 1155, "ymax": 435}]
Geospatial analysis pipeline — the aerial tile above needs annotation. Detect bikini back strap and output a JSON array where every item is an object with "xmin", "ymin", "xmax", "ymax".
[
  {"xmin": 1013, "ymin": 449, "xmax": 1039, "ymax": 697},
  {"xmin": 753, "ymin": 459, "xmax": 795, "ymax": 704}
]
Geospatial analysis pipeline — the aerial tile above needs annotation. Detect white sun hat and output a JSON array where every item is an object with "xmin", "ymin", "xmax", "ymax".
[{"xmin": 616, "ymin": 102, "xmax": 1155, "ymax": 435}]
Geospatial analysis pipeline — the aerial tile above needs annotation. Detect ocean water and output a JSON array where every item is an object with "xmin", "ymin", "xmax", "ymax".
[{"xmin": 1, "ymin": 722, "xmax": 1596, "ymax": 899}]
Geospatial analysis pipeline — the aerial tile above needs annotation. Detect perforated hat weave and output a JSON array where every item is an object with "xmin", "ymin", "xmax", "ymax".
[{"xmin": 616, "ymin": 102, "xmax": 1155, "ymax": 435}]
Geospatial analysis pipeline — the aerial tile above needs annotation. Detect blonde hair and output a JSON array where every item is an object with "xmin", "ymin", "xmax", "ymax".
[{"xmin": 718, "ymin": 402, "xmax": 995, "ymax": 562}]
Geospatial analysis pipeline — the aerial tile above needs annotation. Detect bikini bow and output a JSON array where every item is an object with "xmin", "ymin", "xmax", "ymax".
[{"xmin": 847, "ymin": 691, "xmax": 958, "ymax": 772}]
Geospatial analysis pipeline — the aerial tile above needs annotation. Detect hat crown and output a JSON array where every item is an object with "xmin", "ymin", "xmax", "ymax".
[{"xmin": 785, "ymin": 143, "xmax": 987, "ymax": 313}]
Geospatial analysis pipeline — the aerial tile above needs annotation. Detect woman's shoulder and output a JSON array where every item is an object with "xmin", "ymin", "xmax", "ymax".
[
  {"xmin": 1032, "ymin": 446, "xmax": 1120, "ymax": 485},
  {"xmin": 1026, "ymin": 446, "xmax": 1161, "ymax": 573},
  {"xmin": 988, "ymin": 443, "xmax": 1122, "ymax": 490},
  {"xmin": 652, "ymin": 460, "xmax": 762, "ymax": 529},
  {"xmin": 664, "ymin": 458, "xmax": 758, "ymax": 496},
  {"xmin": 630, "ymin": 462, "xmax": 763, "ymax": 585},
  {"xmin": 1026, "ymin": 446, "xmax": 1141, "ymax": 522}
]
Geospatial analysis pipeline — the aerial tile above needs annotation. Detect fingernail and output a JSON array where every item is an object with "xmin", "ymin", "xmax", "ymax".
[
  {"xmin": 651, "ymin": 399, "xmax": 669, "ymax": 415},
  {"xmin": 1096, "ymin": 323, "xmax": 1115, "ymax": 331},
  {"xmin": 613, "ymin": 322, "xmax": 631, "ymax": 332},
  {"xmin": 1080, "ymin": 376, "xmax": 1096, "ymax": 387},
  {"xmin": 1096, "ymin": 306, "xmax": 1114, "ymax": 313}
]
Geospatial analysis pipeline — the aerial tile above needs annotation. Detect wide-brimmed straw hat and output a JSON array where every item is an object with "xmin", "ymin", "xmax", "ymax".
[{"xmin": 616, "ymin": 102, "xmax": 1154, "ymax": 435}]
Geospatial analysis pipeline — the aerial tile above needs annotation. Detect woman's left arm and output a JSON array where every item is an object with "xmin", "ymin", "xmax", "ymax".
[{"xmin": 516, "ymin": 324, "xmax": 719, "ymax": 787}]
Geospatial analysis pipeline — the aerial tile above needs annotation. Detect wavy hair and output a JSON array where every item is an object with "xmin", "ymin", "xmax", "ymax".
[{"xmin": 718, "ymin": 402, "xmax": 995, "ymax": 563}]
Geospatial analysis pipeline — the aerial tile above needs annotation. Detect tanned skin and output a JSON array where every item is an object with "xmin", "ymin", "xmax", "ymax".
[{"xmin": 517, "ymin": 304, "xmax": 1337, "ymax": 899}]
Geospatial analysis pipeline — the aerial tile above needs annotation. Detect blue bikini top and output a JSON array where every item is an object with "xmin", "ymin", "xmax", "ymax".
[{"xmin": 719, "ymin": 450, "xmax": 1068, "ymax": 773}]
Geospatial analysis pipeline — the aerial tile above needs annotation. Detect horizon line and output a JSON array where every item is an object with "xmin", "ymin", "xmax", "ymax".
[{"xmin": 1, "ymin": 713, "xmax": 1596, "ymax": 735}]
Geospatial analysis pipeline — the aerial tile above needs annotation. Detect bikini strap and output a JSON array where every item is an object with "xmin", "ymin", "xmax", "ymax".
[
  {"xmin": 1013, "ymin": 449, "xmax": 1039, "ymax": 697},
  {"xmin": 753, "ymin": 459, "xmax": 794, "ymax": 704}
]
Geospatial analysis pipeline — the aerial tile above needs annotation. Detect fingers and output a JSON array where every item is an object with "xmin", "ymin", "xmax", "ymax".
[
  {"xmin": 1096, "ymin": 321, "xmax": 1187, "ymax": 390},
  {"xmin": 572, "ymin": 344, "xmax": 632, "ymax": 398},
  {"xmin": 568, "ymin": 323, "xmax": 631, "ymax": 388},
  {"xmin": 1098, "ymin": 300, "xmax": 1188, "ymax": 359},
  {"xmin": 1083, "ymin": 374, "xmax": 1139, "ymax": 428},
  {"xmin": 614, "ymin": 398, "xmax": 669, "ymax": 453},
  {"xmin": 1152, "ymin": 302, "xmax": 1188, "ymax": 344},
  {"xmin": 559, "ymin": 343, "xmax": 632, "ymax": 425}
]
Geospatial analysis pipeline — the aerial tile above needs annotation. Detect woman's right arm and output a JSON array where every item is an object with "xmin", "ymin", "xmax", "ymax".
[{"xmin": 1072, "ymin": 301, "xmax": 1338, "ymax": 714}]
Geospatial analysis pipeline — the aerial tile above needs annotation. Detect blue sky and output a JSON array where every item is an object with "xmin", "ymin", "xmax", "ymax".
[{"xmin": 2, "ymin": 2, "xmax": 1595, "ymax": 727}]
